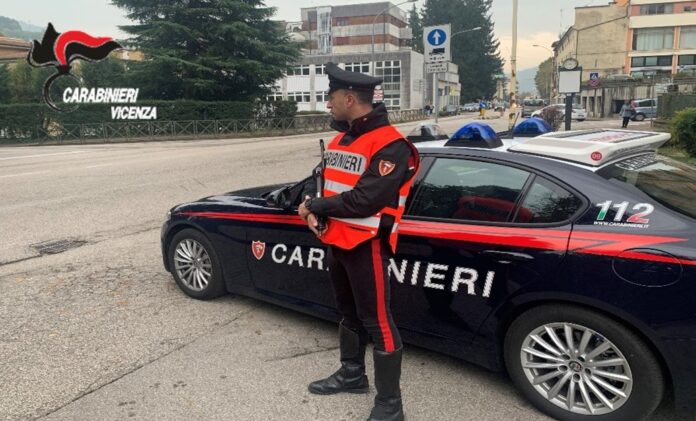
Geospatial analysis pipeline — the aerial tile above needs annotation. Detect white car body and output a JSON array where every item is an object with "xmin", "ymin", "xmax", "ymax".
[{"xmin": 532, "ymin": 104, "xmax": 587, "ymax": 121}]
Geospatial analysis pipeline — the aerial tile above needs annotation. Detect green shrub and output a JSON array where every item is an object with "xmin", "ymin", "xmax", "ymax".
[
  {"xmin": 671, "ymin": 108, "xmax": 696, "ymax": 156},
  {"xmin": 0, "ymin": 100, "xmax": 302, "ymax": 140}
]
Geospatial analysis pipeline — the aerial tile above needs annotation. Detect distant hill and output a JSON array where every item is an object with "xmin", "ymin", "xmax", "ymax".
[
  {"xmin": 517, "ymin": 67, "xmax": 538, "ymax": 95},
  {"xmin": 504, "ymin": 67, "xmax": 540, "ymax": 97},
  {"xmin": 0, "ymin": 16, "xmax": 42, "ymax": 40}
]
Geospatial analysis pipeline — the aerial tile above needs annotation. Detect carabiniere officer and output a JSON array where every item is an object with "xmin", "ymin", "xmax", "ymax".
[{"xmin": 298, "ymin": 62, "xmax": 420, "ymax": 421}]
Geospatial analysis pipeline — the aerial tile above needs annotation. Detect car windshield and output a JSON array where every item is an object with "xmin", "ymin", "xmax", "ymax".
[
  {"xmin": 407, "ymin": 124, "xmax": 448, "ymax": 139},
  {"xmin": 572, "ymin": 104, "xmax": 584, "ymax": 110},
  {"xmin": 598, "ymin": 154, "xmax": 696, "ymax": 219}
]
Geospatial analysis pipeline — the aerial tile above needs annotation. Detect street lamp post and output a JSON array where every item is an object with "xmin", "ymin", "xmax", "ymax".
[
  {"xmin": 371, "ymin": 0, "xmax": 416, "ymax": 75},
  {"xmin": 533, "ymin": 44, "xmax": 554, "ymax": 103}
]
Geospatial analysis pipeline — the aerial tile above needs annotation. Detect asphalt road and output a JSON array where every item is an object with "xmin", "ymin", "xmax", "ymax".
[{"xmin": 0, "ymin": 115, "xmax": 682, "ymax": 421}]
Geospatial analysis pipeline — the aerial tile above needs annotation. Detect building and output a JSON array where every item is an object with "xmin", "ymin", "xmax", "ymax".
[
  {"xmin": 0, "ymin": 36, "xmax": 30, "ymax": 63},
  {"xmin": 551, "ymin": 0, "xmax": 696, "ymax": 117},
  {"xmin": 270, "ymin": 2, "xmax": 460, "ymax": 112},
  {"xmin": 626, "ymin": 0, "xmax": 696, "ymax": 77},
  {"xmin": 553, "ymin": 1, "xmax": 630, "ymax": 82}
]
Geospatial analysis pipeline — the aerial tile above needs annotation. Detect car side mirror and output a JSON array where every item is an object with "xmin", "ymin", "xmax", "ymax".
[{"xmin": 265, "ymin": 186, "xmax": 293, "ymax": 210}]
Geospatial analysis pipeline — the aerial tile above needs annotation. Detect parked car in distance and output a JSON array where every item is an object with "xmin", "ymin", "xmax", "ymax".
[
  {"xmin": 631, "ymin": 98, "xmax": 658, "ymax": 121},
  {"xmin": 532, "ymin": 103, "xmax": 587, "ymax": 121},
  {"xmin": 460, "ymin": 102, "xmax": 479, "ymax": 113},
  {"xmin": 521, "ymin": 99, "xmax": 546, "ymax": 117}
]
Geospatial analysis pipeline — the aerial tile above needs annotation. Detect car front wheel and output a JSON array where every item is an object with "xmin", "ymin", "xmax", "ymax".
[
  {"xmin": 504, "ymin": 305, "xmax": 664, "ymax": 421},
  {"xmin": 168, "ymin": 228, "xmax": 226, "ymax": 300}
]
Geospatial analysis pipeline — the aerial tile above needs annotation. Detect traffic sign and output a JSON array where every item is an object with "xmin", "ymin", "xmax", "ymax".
[
  {"xmin": 426, "ymin": 62, "xmax": 447, "ymax": 74},
  {"xmin": 373, "ymin": 86, "xmax": 384, "ymax": 101},
  {"xmin": 423, "ymin": 24, "xmax": 451, "ymax": 64},
  {"xmin": 589, "ymin": 72, "xmax": 600, "ymax": 88}
]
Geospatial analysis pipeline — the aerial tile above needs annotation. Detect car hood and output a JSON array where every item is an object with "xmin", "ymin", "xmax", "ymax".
[{"xmin": 170, "ymin": 182, "xmax": 294, "ymax": 214}]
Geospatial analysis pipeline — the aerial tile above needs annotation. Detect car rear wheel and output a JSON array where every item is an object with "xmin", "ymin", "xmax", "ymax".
[
  {"xmin": 168, "ymin": 228, "xmax": 226, "ymax": 300},
  {"xmin": 633, "ymin": 113, "xmax": 646, "ymax": 121},
  {"xmin": 504, "ymin": 305, "xmax": 664, "ymax": 421}
]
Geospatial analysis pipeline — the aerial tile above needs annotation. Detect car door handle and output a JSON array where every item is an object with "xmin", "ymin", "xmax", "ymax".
[{"xmin": 480, "ymin": 250, "xmax": 535, "ymax": 264}]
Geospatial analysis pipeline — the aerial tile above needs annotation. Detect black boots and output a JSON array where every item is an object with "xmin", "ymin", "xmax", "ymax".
[
  {"xmin": 308, "ymin": 323, "xmax": 369, "ymax": 395},
  {"xmin": 367, "ymin": 347, "xmax": 404, "ymax": 421}
]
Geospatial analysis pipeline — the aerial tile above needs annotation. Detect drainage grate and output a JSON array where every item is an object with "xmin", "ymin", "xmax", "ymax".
[{"xmin": 31, "ymin": 238, "xmax": 88, "ymax": 255}]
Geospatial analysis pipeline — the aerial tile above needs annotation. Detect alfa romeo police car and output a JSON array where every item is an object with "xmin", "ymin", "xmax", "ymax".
[{"xmin": 161, "ymin": 125, "xmax": 696, "ymax": 420}]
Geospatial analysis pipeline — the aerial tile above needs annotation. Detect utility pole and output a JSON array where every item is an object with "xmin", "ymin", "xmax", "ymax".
[{"xmin": 510, "ymin": 0, "xmax": 518, "ymax": 103}]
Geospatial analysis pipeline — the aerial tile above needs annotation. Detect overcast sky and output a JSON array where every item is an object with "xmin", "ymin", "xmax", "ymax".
[{"xmin": 2, "ymin": 0, "xmax": 610, "ymax": 71}]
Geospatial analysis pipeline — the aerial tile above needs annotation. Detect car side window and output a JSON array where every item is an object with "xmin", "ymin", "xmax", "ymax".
[
  {"xmin": 409, "ymin": 158, "xmax": 531, "ymax": 222},
  {"xmin": 514, "ymin": 177, "xmax": 583, "ymax": 223}
]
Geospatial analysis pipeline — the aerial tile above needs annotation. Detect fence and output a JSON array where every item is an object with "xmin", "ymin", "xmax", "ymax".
[
  {"xmin": 657, "ymin": 93, "xmax": 696, "ymax": 120},
  {"xmin": 0, "ymin": 110, "xmax": 426, "ymax": 145}
]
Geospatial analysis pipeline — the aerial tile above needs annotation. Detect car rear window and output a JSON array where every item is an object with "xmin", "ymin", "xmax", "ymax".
[{"xmin": 597, "ymin": 154, "xmax": 696, "ymax": 219}]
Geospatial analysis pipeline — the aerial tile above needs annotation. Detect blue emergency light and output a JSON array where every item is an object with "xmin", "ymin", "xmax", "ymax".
[
  {"xmin": 445, "ymin": 122, "xmax": 503, "ymax": 149},
  {"xmin": 513, "ymin": 118, "xmax": 553, "ymax": 137}
]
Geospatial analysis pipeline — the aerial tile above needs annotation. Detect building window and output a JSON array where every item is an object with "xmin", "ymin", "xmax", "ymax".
[
  {"xmin": 680, "ymin": 26, "xmax": 696, "ymax": 49},
  {"xmin": 375, "ymin": 60, "xmax": 401, "ymax": 93},
  {"xmin": 639, "ymin": 4, "xmax": 673, "ymax": 15},
  {"xmin": 686, "ymin": 6, "xmax": 694, "ymax": 12},
  {"xmin": 383, "ymin": 93, "xmax": 401, "ymax": 110},
  {"xmin": 315, "ymin": 64, "xmax": 326, "ymax": 75},
  {"xmin": 344, "ymin": 62, "xmax": 370, "ymax": 74},
  {"xmin": 633, "ymin": 27, "xmax": 674, "ymax": 50},
  {"xmin": 288, "ymin": 92, "xmax": 311, "ymax": 103},
  {"xmin": 290, "ymin": 65, "xmax": 310, "ymax": 76},
  {"xmin": 333, "ymin": 36, "xmax": 349, "ymax": 46},
  {"xmin": 679, "ymin": 55, "xmax": 696, "ymax": 66},
  {"xmin": 335, "ymin": 17, "xmax": 348, "ymax": 27},
  {"xmin": 631, "ymin": 55, "xmax": 673, "ymax": 67},
  {"xmin": 266, "ymin": 92, "xmax": 284, "ymax": 101},
  {"xmin": 316, "ymin": 91, "xmax": 329, "ymax": 103}
]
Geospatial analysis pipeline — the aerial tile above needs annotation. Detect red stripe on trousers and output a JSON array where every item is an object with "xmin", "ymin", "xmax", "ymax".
[{"xmin": 371, "ymin": 239, "xmax": 395, "ymax": 353}]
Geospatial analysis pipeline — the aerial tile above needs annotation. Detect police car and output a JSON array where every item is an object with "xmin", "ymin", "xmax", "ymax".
[{"xmin": 161, "ymin": 125, "xmax": 696, "ymax": 420}]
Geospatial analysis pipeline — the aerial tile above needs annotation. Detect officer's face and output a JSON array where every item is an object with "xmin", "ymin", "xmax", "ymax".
[{"xmin": 327, "ymin": 90, "xmax": 354, "ymax": 122}]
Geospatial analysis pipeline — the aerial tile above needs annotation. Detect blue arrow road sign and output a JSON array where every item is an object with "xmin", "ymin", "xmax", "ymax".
[{"xmin": 427, "ymin": 29, "xmax": 447, "ymax": 46}]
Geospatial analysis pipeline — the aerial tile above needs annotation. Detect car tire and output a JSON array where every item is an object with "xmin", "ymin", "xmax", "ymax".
[
  {"xmin": 576, "ymin": 119, "xmax": 585, "ymax": 122},
  {"xmin": 168, "ymin": 228, "xmax": 226, "ymax": 300},
  {"xmin": 634, "ymin": 113, "xmax": 646, "ymax": 122},
  {"xmin": 504, "ymin": 304, "xmax": 664, "ymax": 421}
]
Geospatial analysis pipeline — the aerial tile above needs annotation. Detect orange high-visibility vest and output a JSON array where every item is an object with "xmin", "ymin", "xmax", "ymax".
[{"xmin": 320, "ymin": 125, "xmax": 420, "ymax": 253}]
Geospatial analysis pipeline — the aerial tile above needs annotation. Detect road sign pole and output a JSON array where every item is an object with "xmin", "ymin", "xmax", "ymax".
[{"xmin": 434, "ymin": 72, "xmax": 439, "ymax": 123}]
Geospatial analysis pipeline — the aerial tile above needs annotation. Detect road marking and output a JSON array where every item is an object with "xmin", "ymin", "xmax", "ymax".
[
  {"xmin": 0, "ymin": 150, "xmax": 87, "ymax": 161},
  {"xmin": 85, "ymin": 163, "xmax": 115, "ymax": 169},
  {"xmin": 0, "ymin": 171, "xmax": 50, "ymax": 178}
]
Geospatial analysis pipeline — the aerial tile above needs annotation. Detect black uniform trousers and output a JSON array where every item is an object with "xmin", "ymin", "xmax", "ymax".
[{"xmin": 327, "ymin": 235, "xmax": 402, "ymax": 353}]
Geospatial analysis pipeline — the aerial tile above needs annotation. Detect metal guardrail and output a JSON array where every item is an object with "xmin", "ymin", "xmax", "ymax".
[{"xmin": 0, "ymin": 110, "xmax": 426, "ymax": 144}]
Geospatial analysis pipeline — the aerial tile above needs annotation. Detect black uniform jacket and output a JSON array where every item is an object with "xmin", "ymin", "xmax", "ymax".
[{"xmin": 306, "ymin": 103, "xmax": 417, "ymax": 235}]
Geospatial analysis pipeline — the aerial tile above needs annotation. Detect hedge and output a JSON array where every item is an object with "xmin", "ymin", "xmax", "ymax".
[
  {"xmin": 0, "ymin": 100, "xmax": 298, "ymax": 139},
  {"xmin": 671, "ymin": 108, "xmax": 696, "ymax": 157}
]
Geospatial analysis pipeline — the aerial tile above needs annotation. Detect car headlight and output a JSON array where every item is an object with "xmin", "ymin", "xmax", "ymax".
[{"xmin": 166, "ymin": 210, "xmax": 172, "ymax": 221}]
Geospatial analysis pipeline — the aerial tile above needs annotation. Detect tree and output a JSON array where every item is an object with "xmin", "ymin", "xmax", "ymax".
[
  {"xmin": 422, "ymin": 0, "xmax": 504, "ymax": 102},
  {"xmin": 78, "ymin": 58, "xmax": 128, "ymax": 88},
  {"xmin": 111, "ymin": 0, "xmax": 301, "ymax": 101},
  {"xmin": 0, "ymin": 64, "xmax": 10, "ymax": 103},
  {"xmin": 8, "ymin": 61, "xmax": 44, "ymax": 103},
  {"xmin": 409, "ymin": 5, "xmax": 423, "ymax": 53},
  {"xmin": 535, "ymin": 57, "xmax": 554, "ymax": 100}
]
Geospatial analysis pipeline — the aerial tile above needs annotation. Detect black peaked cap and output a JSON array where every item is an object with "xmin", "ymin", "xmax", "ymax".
[{"xmin": 326, "ymin": 62, "xmax": 383, "ymax": 93}]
